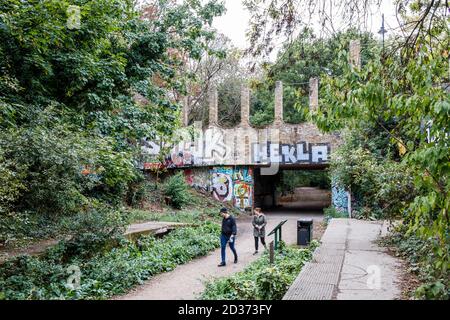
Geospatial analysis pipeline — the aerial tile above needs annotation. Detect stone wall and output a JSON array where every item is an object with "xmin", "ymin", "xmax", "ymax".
[{"xmin": 140, "ymin": 80, "xmax": 342, "ymax": 169}]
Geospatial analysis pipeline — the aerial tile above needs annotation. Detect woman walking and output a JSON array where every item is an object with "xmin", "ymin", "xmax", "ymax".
[{"xmin": 252, "ymin": 207, "xmax": 267, "ymax": 255}]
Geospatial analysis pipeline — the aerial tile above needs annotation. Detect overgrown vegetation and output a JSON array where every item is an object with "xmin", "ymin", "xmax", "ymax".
[
  {"xmin": 330, "ymin": 130, "xmax": 417, "ymax": 220},
  {"xmin": 0, "ymin": 221, "xmax": 220, "ymax": 300},
  {"xmin": 0, "ymin": 0, "xmax": 225, "ymax": 247},
  {"xmin": 249, "ymin": 28, "xmax": 378, "ymax": 126},
  {"xmin": 201, "ymin": 241, "xmax": 320, "ymax": 300},
  {"xmin": 311, "ymin": 1, "xmax": 449, "ymax": 299},
  {"xmin": 384, "ymin": 227, "xmax": 449, "ymax": 300},
  {"xmin": 162, "ymin": 172, "xmax": 193, "ymax": 210}
]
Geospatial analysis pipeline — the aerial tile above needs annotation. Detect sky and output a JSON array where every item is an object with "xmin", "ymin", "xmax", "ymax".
[{"xmin": 212, "ymin": 0, "xmax": 401, "ymax": 60}]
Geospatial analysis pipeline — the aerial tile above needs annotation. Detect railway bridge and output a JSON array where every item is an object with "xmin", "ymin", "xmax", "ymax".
[{"xmin": 140, "ymin": 41, "xmax": 362, "ymax": 213}]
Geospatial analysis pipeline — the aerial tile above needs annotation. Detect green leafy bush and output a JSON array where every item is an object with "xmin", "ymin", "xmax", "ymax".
[
  {"xmin": 0, "ymin": 0, "xmax": 226, "ymax": 246},
  {"xmin": 0, "ymin": 123, "xmax": 139, "ymax": 246},
  {"xmin": 125, "ymin": 176, "xmax": 160, "ymax": 209},
  {"xmin": 0, "ymin": 222, "xmax": 220, "ymax": 300},
  {"xmin": 163, "ymin": 172, "xmax": 192, "ymax": 209},
  {"xmin": 330, "ymin": 131, "xmax": 417, "ymax": 220},
  {"xmin": 385, "ymin": 227, "xmax": 449, "ymax": 300},
  {"xmin": 201, "ymin": 241, "xmax": 319, "ymax": 300},
  {"xmin": 59, "ymin": 208, "xmax": 127, "ymax": 259}
]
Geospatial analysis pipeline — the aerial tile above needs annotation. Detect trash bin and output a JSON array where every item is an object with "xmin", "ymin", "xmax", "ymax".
[{"xmin": 297, "ymin": 219, "xmax": 313, "ymax": 246}]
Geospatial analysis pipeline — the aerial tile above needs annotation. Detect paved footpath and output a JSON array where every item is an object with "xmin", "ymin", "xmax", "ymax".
[
  {"xmin": 115, "ymin": 212, "xmax": 323, "ymax": 300},
  {"xmin": 283, "ymin": 218, "xmax": 402, "ymax": 300}
]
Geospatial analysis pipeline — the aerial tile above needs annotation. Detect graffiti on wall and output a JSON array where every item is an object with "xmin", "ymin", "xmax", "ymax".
[
  {"xmin": 211, "ymin": 167, "xmax": 233, "ymax": 202},
  {"xmin": 252, "ymin": 142, "xmax": 330, "ymax": 164},
  {"xmin": 165, "ymin": 151, "xmax": 197, "ymax": 168},
  {"xmin": 141, "ymin": 125, "xmax": 232, "ymax": 169},
  {"xmin": 203, "ymin": 167, "xmax": 254, "ymax": 211},
  {"xmin": 184, "ymin": 168, "xmax": 211, "ymax": 192},
  {"xmin": 234, "ymin": 183, "xmax": 252, "ymax": 210},
  {"xmin": 232, "ymin": 167, "xmax": 253, "ymax": 210},
  {"xmin": 232, "ymin": 167, "xmax": 253, "ymax": 183},
  {"xmin": 332, "ymin": 183, "xmax": 348, "ymax": 213},
  {"xmin": 140, "ymin": 125, "xmax": 334, "ymax": 169}
]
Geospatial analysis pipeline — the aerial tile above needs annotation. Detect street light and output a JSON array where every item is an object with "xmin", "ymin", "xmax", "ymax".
[{"xmin": 378, "ymin": 14, "xmax": 387, "ymax": 53}]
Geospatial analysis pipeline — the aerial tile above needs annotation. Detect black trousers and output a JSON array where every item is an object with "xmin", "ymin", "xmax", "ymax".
[{"xmin": 254, "ymin": 236, "xmax": 266, "ymax": 251}]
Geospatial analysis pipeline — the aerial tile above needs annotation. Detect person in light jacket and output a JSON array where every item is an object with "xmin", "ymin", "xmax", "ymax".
[{"xmin": 252, "ymin": 207, "xmax": 267, "ymax": 255}]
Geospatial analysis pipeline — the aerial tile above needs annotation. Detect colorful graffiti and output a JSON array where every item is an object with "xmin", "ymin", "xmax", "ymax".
[
  {"xmin": 181, "ymin": 167, "xmax": 255, "ymax": 211},
  {"xmin": 184, "ymin": 168, "xmax": 211, "ymax": 192},
  {"xmin": 332, "ymin": 181, "xmax": 348, "ymax": 213},
  {"xmin": 165, "ymin": 151, "xmax": 196, "ymax": 168},
  {"xmin": 232, "ymin": 167, "xmax": 253, "ymax": 183},
  {"xmin": 233, "ymin": 182, "xmax": 252, "ymax": 210},
  {"xmin": 140, "ymin": 128, "xmax": 334, "ymax": 169},
  {"xmin": 212, "ymin": 167, "xmax": 233, "ymax": 202},
  {"xmin": 231, "ymin": 167, "xmax": 253, "ymax": 210}
]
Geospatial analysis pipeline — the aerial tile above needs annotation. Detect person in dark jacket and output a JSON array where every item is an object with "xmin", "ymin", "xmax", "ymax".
[
  {"xmin": 218, "ymin": 207, "xmax": 238, "ymax": 267},
  {"xmin": 252, "ymin": 207, "xmax": 267, "ymax": 255}
]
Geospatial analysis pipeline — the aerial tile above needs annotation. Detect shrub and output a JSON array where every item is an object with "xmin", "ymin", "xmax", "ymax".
[
  {"xmin": 201, "ymin": 241, "xmax": 319, "ymax": 300},
  {"xmin": 162, "ymin": 172, "xmax": 192, "ymax": 209},
  {"xmin": 0, "ymin": 125, "xmax": 138, "ymax": 215},
  {"xmin": 384, "ymin": 227, "xmax": 449, "ymax": 300},
  {"xmin": 125, "ymin": 176, "xmax": 160, "ymax": 209},
  {"xmin": 330, "ymin": 133, "xmax": 416, "ymax": 220},
  {"xmin": 58, "ymin": 208, "xmax": 128, "ymax": 259}
]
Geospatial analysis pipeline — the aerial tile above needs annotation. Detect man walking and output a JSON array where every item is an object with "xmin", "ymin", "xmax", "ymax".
[{"xmin": 218, "ymin": 207, "xmax": 238, "ymax": 267}]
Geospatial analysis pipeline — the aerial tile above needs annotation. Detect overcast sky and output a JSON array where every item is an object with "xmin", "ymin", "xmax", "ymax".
[{"xmin": 212, "ymin": 0, "xmax": 401, "ymax": 60}]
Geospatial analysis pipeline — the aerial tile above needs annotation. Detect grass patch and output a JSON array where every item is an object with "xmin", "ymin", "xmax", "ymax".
[{"xmin": 200, "ymin": 241, "xmax": 320, "ymax": 300}]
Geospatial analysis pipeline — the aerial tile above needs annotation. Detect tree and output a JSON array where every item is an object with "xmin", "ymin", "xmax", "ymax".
[
  {"xmin": 249, "ymin": 27, "xmax": 378, "ymax": 126},
  {"xmin": 0, "ymin": 0, "xmax": 225, "ymax": 243},
  {"xmin": 243, "ymin": 0, "xmax": 448, "ymax": 61},
  {"xmin": 312, "ymin": 0, "xmax": 449, "ymax": 298}
]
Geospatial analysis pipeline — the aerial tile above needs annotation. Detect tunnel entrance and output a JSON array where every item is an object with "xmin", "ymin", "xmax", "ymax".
[{"xmin": 253, "ymin": 166, "xmax": 331, "ymax": 214}]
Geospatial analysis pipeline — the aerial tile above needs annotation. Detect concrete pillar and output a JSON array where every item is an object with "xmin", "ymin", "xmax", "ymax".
[
  {"xmin": 274, "ymin": 81, "xmax": 283, "ymax": 125},
  {"xmin": 208, "ymin": 86, "xmax": 218, "ymax": 126},
  {"xmin": 182, "ymin": 96, "xmax": 189, "ymax": 126},
  {"xmin": 349, "ymin": 40, "xmax": 361, "ymax": 69},
  {"xmin": 309, "ymin": 77, "xmax": 319, "ymax": 111},
  {"xmin": 240, "ymin": 85, "xmax": 250, "ymax": 127}
]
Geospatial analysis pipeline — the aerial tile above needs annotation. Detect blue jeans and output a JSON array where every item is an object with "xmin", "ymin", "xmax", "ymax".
[{"xmin": 220, "ymin": 234, "xmax": 237, "ymax": 264}]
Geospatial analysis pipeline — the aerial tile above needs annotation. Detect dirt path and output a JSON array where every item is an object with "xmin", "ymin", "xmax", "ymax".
[{"xmin": 115, "ymin": 211, "xmax": 324, "ymax": 300}]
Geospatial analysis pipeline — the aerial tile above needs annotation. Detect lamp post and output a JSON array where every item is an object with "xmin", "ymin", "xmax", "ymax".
[{"xmin": 378, "ymin": 14, "xmax": 387, "ymax": 53}]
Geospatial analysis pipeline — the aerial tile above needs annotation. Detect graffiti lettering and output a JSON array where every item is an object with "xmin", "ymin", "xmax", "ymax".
[{"xmin": 252, "ymin": 142, "xmax": 330, "ymax": 164}]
